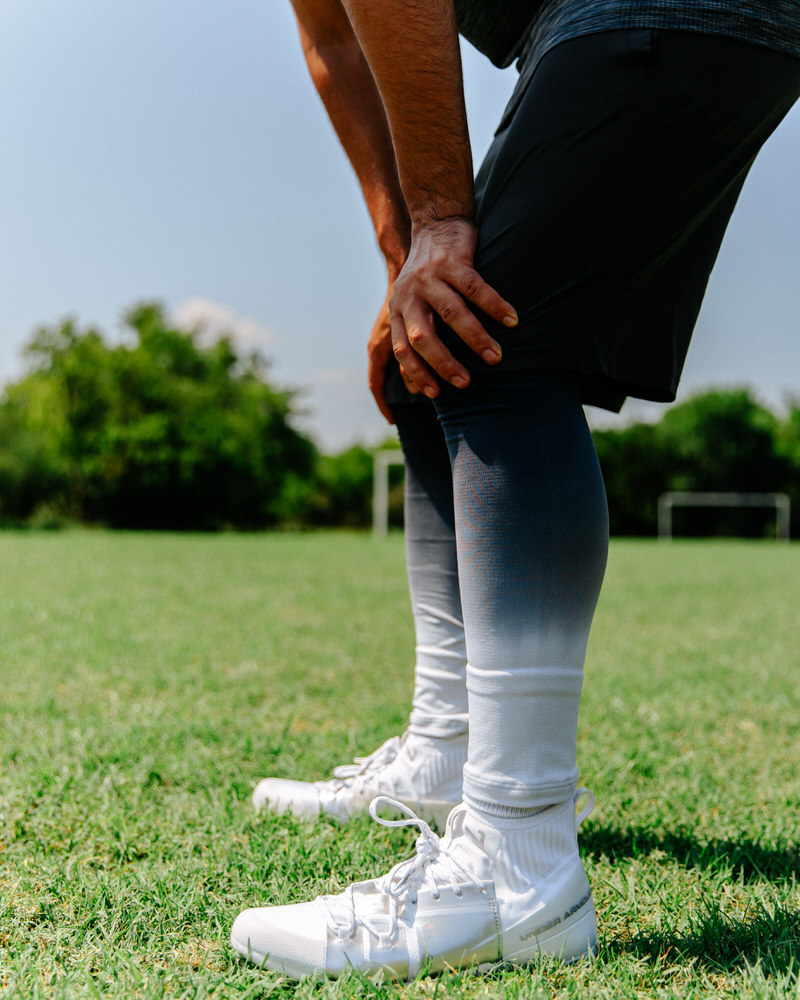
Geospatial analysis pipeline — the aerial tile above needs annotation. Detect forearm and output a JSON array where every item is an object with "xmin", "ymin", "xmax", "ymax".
[
  {"xmin": 339, "ymin": 0, "xmax": 474, "ymax": 226},
  {"xmin": 291, "ymin": 0, "xmax": 510, "ymax": 402},
  {"xmin": 291, "ymin": 0, "xmax": 410, "ymax": 273}
]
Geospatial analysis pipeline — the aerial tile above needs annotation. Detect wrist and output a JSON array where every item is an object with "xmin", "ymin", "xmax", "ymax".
[
  {"xmin": 380, "ymin": 240, "xmax": 409, "ymax": 279},
  {"xmin": 409, "ymin": 213, "xmax": 476, "ymax": 240},
  {"xmin": 376, "ymin": 217, "xmax": 410, "ymax": 276},
  {"xmin": 408, "ymin": 197, "xmax": 475, "ymax": 228}
]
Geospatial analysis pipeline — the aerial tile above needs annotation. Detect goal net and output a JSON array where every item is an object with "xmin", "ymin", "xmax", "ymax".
[{"xmin": 657, "ymin": 491, "xmax": 791, "ymax": 542}]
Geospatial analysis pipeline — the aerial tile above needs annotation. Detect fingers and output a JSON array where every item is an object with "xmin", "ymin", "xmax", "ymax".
[
  {"xmin": 391, "ymin": 308, "xmax": 455, "ymax": 399},
  {"xmin": 412, "ymin": 214, "xmax": 517, "ymax": 333},
  {"xmin": 388, "ymin": 218, "xmax": 519, "ymax": 391},
  {"xmin": 391, "ymin": 271, "xmax": 512, "ymax": 393},
  {"xmin": 367, "ymin": 300, "xmax": 396, "ymax": 425},
  {"xmin": 369, "ymin": 327, "xmax": 421, "ymax": 416},
  {"xmin": 451, "ymin": 262, "xmax": 518, "ymax": 332},
  {"xmin": 368, "ymin": 362, "xmax": 395, "ymax": 424},
  {"xmin": 426, "ymin": 279, "xmax": 505, "ymax": 364},
  {"xmin": 399, "ymin": 366, "xmax": 421, "ymax": 395}
]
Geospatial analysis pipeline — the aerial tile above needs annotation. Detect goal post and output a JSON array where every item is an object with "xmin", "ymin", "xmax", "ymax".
[
  {"xmin": 373, "ymin": 450, "xmax": 406, "ymax": 537},
  {"xmin": 657, "ymin": 491, "xmax": 791, "ymax": 542}
]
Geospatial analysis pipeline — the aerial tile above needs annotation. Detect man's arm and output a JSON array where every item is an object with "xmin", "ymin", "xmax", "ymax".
[
  {"xmin": 291, "ymin": 0, "xmax": 418, "ymax": 422},
  {"xmin": 340, "ymin": 0, "xmax": 517, "ymax": 398},
  {"xmin": 291, "ymin": 0, "xmax": 410, "ymax": 274}
]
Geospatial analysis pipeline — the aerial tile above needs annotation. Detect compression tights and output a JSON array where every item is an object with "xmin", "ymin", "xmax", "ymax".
[{"xmin": 396, "ymin": 370, "xmax": 608, "ymax": 814}]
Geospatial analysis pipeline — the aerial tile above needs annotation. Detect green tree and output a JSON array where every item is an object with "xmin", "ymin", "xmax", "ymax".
[
  {"xmin": 1, "ymin": 304, "xmax": 317, "ymax": 529},
  {"xmin": 775, "ymin": 399, "xmax": 800, "ymax": 538},
  {"xmin": 592, "ymin": 389, "xmax": 794, "ymax": 537},
  {"xmin": 304, "ymin": 441, "xmax": 404, "ymax": 528},
  {"xmin": 657, "ymin": 389, "xmax": 787, "ymax": 491},
  {"xmin": 592, "ymin": 421, "xmax": 669, "ymax": 536},
  {"xmin": 657, "ymin": 389, "xmax": 791, "ymax": 537},
  {"xmin": 0, "ymin": 374, "xmax": 70, "ymax": 524}
]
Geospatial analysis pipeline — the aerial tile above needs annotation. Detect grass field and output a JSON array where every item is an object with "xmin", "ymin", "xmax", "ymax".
[{"xmin": 0, "ymin": 530, "xmax": 798, "ymax": 999}]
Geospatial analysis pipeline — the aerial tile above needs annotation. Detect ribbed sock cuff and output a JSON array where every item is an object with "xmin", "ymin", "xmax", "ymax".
[
  {"xmin": 407, "ymin": 716, "xmax": 469, "ymax": 739},
  {"xmin": 463, "ymin": 793, "xmax": 549, "ymax": 823}
]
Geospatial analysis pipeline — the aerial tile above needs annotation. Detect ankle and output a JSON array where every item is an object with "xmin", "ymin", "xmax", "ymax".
[
  {"xmin": 403, "ymin": 729, "xmax": 468, "ymax": 753},
  {"xmin": 463, "ymin": 794, "xmax": 550, "ymax": 824},
  {"xmin": 406, "ymin": 723, "xmax": 469, "ymax": 743}
]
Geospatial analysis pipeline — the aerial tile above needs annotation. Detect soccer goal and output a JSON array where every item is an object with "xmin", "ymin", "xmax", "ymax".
[
  {"xmin": 657, "ymin": 491, "xmax": 791, "ymax": 542},
  {"xmin": 373, "ymin": 450, "xmax": 406, "ymax": 537}
]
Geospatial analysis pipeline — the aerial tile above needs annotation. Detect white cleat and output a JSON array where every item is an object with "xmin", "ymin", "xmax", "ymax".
[
  {"xmin": 231, "ymin": 789, "xmax": 597, "ymax": 979},
  {"xmin": 251, "ymin": 731, "xmax": 467, "ymax": 829}
]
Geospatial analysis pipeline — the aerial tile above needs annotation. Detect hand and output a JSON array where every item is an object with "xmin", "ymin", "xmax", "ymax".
[
  {"xmin": 368, "ymin": 289, "xmax": 419, "ymax": 424},
  {"xmin": 389, "ymin": 217, "xmax": 518, "ymax": 398}
]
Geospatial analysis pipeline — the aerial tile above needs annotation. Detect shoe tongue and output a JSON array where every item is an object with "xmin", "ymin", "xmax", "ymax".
[{"xmin": 440, "ymin": 807, "xmax": 492, "ymax": 881}]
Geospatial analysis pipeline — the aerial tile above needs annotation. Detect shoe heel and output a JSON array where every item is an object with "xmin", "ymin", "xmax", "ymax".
[
  {"xmin": 501, "ymin": 895, "xmax": 597, "ymax": 966},
  {"xmin": 535, "ymin": 898, "xmax": 598, "ymax": 962}
]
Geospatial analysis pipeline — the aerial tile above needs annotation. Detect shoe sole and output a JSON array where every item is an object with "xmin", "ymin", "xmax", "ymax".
[{"xmin": 231, "ymin": 901, "xmax": 597, "ymax": 980}]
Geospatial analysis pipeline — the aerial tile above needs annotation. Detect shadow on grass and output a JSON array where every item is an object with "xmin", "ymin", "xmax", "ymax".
[
  {"xmin": 583, "ymin": 822, "xmax": 799, "ymax": 882},
  {"xmin": 586, "ymin": 822, "xmax": 800, "ymax": 979},
  {"xmin": 607, "ymin": 900, "xmax": 800, "ymax": 980}
]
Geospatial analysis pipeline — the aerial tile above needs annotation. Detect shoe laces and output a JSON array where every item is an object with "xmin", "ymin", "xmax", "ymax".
[
  {"xmin": 320, "ymin": 738, "xmax": 407, "ymax": 814},
  {"xmin": 330, "ymin": 736, "xmax": 401, "ymax": 782},
  {"xmin": 324, "ymin": 796, "xmax": 483, "ymax": 944}
]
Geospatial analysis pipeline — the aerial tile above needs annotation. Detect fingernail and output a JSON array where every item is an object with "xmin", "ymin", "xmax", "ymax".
[
  {"xmin": 503, "ymin": 313, "xmax": 518, "ymax": 328},
  {"xmin": 452, "ymin": 375, "xmax": 469, "ymax": 389},
  {"xmin": 482, "ymin": 347, "xmax": 501, "ymax": 363},
  {"xmin": 423, "ymin": 386, "xmax": 438, "ymax": 399}
]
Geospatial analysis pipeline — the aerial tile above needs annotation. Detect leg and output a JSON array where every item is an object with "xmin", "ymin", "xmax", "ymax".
[
  {"xmin": 232, "ymin": 32, "xmax": 800, "ymax": 981},
  {"xmin": 394, "ymin": 401, "xmax": 469, "ymax": 739},
  {"xmin": 233, "ymin": 373, "xmax": 606, "ymax": 976},
  {"xmin": 433, "ymin": 372, "xmax": 608, "ymax": 815},
  {"xmin": 251, "ymin": 400, "xmax": 468, "ymax": 825}
]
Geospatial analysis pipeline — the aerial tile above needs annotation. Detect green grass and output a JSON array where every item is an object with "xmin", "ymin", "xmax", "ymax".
[{"xmin": 0, "ymin": 531, "xmax": 798, "ymax": 999}]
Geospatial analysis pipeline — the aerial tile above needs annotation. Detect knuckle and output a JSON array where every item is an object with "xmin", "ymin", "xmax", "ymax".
[
  {"xmin": 437, "ymin": 300, "xmax": 460, "ymax": 325},
  {"xmin": 393, "ymin": 341, "xmax": 411, "ymax": 362},
  {"xmin": 407, "ymin": 328, "xmax": 426, "ymax": 349},
  {"xmin": 460, "ymin": 272, "xmax": 482, "ymax": 298}
]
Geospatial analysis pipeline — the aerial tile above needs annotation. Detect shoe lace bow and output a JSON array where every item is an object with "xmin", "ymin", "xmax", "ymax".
[{"xmin": 324, "ymin": 796, "xmax": 482, "ymax": 944}]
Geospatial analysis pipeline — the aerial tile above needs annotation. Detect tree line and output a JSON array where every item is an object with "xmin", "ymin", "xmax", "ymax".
[
  {"xmin": 0, "ymin": 303, "xmax": 797, "ymax": 536},
  {"xmin": 593, "ymin": 390, "xmax": 799, "ymax": 537}
]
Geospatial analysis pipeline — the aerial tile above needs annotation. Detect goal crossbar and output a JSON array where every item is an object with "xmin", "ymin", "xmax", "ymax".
[{"xmin": 657, "ymin": 491, "xmax": 791, "ymax": 541}]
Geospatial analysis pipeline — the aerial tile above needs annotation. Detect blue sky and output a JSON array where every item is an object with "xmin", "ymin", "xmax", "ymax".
[{"xmin": 2, "ymin": 1, "xmax": 799, "ymax": 450}]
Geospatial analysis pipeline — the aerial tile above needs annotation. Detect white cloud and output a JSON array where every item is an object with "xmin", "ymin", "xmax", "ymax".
[{"xmin": 173, "ymin": 298, "xmax": 278, "ymax": 349}]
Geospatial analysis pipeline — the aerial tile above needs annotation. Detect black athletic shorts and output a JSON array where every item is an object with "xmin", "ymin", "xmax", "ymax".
[{"xmin": 386, "ymin": 28, "xmax": 800, "ymax": 412}]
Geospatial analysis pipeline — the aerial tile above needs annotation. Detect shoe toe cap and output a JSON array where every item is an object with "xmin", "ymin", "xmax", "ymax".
[
  {"xmin": 251, "ymin": 778, "xmax": 322, "ymax": 816},
  {"xmin": 231, "ymin": 902, "xmax": 328, "ymax": 975}
]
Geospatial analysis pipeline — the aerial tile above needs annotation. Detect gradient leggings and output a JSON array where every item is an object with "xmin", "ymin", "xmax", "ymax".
[{"xmin": 394, "ymin": 371, "xmax": 608, "ymax": 813}]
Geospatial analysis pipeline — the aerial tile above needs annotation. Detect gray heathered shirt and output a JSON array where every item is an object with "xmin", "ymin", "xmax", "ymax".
[{"xmin": 455, "ymin": 1, "xmax": 800, "ymax": 70}]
